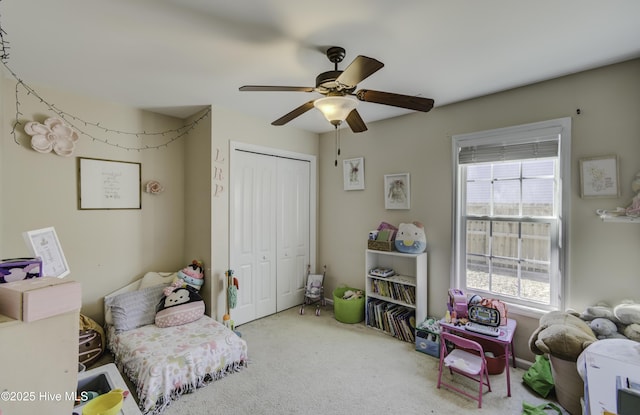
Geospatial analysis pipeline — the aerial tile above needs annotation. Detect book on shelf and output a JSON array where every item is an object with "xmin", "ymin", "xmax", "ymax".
[
  {"xmin": 366, "ymin": 298, "xmax": 416, "ymax": 342},
  {"xmin": 369, "ymin": 278, "xmax": 416, "ymax": 305},
  {"xmin": 369, "ymin": 267, "xmax": 395, "ymax": 277}
]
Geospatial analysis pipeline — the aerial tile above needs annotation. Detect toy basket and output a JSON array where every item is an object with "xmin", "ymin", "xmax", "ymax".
[{"xmin": 332, "ymin": 287, "xmax": 365, "ymax": 323}]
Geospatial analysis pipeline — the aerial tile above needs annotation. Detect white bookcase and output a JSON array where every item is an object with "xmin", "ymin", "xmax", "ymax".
[{"xmin": 365, "ymin": 249, "xmax": 427, "ymax": 342}]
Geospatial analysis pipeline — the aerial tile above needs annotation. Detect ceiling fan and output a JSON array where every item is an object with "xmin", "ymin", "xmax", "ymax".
[{"xmin": 239, "ymin": 46, "xmax": 435, "ymax": 133}]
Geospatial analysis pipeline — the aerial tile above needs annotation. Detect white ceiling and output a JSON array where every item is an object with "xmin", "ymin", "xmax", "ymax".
[{"xmin": 2, "ymin": 0, "xmax": 640, "ymax": 134}]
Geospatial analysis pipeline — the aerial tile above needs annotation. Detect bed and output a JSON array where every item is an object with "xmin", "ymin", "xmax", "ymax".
[{"xmin": 104, "ymin": 272, "xmax": 248, "ymax": 415}]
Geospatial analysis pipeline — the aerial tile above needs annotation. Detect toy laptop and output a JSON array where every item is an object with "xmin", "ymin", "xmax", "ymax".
[{"xmin": 0, "ymin": 257, "xmax": 42, "ymax": 283}]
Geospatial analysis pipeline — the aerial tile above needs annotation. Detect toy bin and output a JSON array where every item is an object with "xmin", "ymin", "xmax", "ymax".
[
  {"xmin": 415, "ymin": 328, "xmax": 440, "ymax": 358},
  {"xmin": 474, "ymin": 337, "xmax": 506, "ymax": 375},
  {"xmin": 332, "ymin": 287, "xmax": 365, "ymax": 323}
]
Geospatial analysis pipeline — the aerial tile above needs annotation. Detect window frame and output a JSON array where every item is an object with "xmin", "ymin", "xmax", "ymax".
[{"xmin": 451, "ymin": 118, "xmax": 571, "ymax": 316}]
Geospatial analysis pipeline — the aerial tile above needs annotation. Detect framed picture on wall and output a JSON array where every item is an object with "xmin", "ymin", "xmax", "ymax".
[
  {"xmin": 579, "ymin": 155, "xmax": 620, "ymax": 198},
  {"xmin": 343, "ymin": 157, "xmax": 365, "ymax": 190},
  {"xmin": 23, "ymin": 227, "xmax": 70, "ymax": 278},
  {"xmin": 78, "ymin": 157, "xmax": 142, "ymax": 209},
  {"xmin": 384, "ymin": 173, "xmax": 411, "ymax": 209}
]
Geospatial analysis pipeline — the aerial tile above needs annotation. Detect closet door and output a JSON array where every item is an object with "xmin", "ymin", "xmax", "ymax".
[
  {"xmin": 276, "ymin": 157, "xmax": 310, "ymax": 311},
  {"xmin": 230, "ymin": 151, "xmax": 277, "ymax": 326}
]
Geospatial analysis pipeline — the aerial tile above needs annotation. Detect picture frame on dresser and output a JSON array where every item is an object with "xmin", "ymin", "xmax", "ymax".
[{"xmin": 23, "ymin": 226, "xmax": 70, "ymax": 278}]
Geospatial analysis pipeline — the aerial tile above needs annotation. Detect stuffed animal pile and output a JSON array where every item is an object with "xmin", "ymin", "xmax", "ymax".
[{"xmin": 579, "ymin": 300, "xmax": 640, "ymax": 342}]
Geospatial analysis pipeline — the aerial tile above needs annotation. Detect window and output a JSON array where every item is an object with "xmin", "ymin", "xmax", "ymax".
[{"xmin": 452, "ymin": 118, "xmax": 571, "ymax": 313}]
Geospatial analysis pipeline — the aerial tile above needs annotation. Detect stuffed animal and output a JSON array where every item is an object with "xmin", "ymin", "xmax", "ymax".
[
  {"xmin": 394, "ymin": 221, "xmax": 427, "ymax": 254},
  {"xmin": 342, "ymin": 289, "xmax": 363, "ymax": 300},
  {"xmin": 175, "ymin": 260, "xmax": 205, "ymax": 291},
  {"xmin": 155, "ymin": 284, "xmax": 204, "ymax": 328},
  {"xmin": 614, "ymin": 300, "xmax": 640, "ymax": 325},
  {"xmin": 529, "ymin": 310, "xmax": 597, "ymax": 361},
  {"xmin": 589, "ymin": 318, "xmax": 626, "ymax": 340},
  {"xmin": 580, "ymin": 301, "xmax": 619, "ymax": 322},
  {"xmin": 623, "ymin": 324, "xmax": 640, "ymax": 342}
]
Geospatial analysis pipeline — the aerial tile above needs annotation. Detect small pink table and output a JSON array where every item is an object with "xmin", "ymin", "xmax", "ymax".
[{"xmin": 439, "ymin": 318, "xmax": 517, "ymax": 397}]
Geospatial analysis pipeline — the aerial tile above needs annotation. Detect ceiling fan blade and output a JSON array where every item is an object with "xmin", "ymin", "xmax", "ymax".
[
  {"xmin": 356, "ymin": 89, "xmax": 434, "ymax": 112},
  {"xmin": 271, "ymin": 100, "xmax": 316, "ymax": 126},
  {"xmin": 335, "ymin": 56, "xmax": 384, "ymax": 88},
  {"xmin": 239, "ymin": 85, "xmax": 314, "ymax": 92},
  {"xmin": 345, "ymin": 109, "xmax": 368, "ymax": 133}
]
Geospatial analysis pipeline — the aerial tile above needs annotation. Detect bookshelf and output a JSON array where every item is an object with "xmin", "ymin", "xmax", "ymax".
[{"xmin": 365, "ymin": 249, "xmax": 427, "ymax": 342}]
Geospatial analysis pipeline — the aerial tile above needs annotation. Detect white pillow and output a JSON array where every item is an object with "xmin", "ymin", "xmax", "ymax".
[
  {"xmin": 139, "ymin": 272, "xmax": 177, "ymax": 289},
  {"xmin": 105, "ymin": 284, "xmax": 166, "ymax": 332}
]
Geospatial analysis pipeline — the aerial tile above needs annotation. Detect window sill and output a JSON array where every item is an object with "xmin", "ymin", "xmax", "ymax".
[{"xmin": 503, "ymin": 302, "xmax": 554, "ymax": 320}]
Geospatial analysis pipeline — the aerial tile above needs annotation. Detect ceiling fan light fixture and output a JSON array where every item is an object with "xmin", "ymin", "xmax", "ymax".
[{"xmin": 314, "ymin": 95, "xmax": 358, "ymax": 125}]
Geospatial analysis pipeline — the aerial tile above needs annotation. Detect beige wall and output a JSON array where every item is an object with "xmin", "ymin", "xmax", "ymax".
[
  {"xmin": 0, "ymin": 80, "xmax": 189, "ymax": 323},
  {"xmin": 317, "ymin": 58, "xmax": 640, "ymax": 362}
]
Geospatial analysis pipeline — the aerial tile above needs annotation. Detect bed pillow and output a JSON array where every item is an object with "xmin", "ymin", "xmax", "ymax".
[
  {"xmin": 155, "ymin": 285, "xmax": 205, "ymax": 328},
  {"xmin": 106, "ymin": 283, "xmax": 167, "ymax": 332}
]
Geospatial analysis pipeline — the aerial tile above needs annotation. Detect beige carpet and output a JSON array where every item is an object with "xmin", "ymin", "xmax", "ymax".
[{"xmin": 153, "ymin": 305, "xmax": 569, "ymax": 415}]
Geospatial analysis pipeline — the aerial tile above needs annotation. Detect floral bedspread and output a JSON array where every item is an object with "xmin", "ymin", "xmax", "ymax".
[{"xmin": 107, "ymin": 316, "xmax": 248, "ymax": 414}]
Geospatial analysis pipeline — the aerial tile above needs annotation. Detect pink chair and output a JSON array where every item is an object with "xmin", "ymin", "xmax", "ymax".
[{"xmin": 437, "ymin": 332, "xmax": 492, "ymax": 408}]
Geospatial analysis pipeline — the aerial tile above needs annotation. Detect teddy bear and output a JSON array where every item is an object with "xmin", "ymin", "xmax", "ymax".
[{"xmin": 529, "ymin": 310, "xmax": 597, "ymax": 361}]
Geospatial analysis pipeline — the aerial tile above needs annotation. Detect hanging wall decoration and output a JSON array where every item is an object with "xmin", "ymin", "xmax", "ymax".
[
  {"xmin": 384, "ymin": 173, "xmax": 411, "ymax": 209},
  {"xmin": 24, "ymin": 117, "xmax": 79, "ymax": 156},
  {"xmin": 144, "ymin": 180, "xmax": 164, "ymax": 195}
]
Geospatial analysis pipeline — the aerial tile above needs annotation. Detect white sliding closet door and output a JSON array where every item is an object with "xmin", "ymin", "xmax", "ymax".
[
  {"xmin": 276, "ymin": 157, "xmax": 309, "ymax": 311},
  {"xmin": 230, "ymin": 151, "xmax": 277, "ymax": 326},
  {"xmin": 230, "ymin": 146, "xmax": 311, "ymax": 326}
]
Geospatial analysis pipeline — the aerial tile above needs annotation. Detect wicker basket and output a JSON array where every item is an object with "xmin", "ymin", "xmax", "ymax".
[{"xmin": 368, "ymin": 240, "xmax": 394, "ymax": 251}]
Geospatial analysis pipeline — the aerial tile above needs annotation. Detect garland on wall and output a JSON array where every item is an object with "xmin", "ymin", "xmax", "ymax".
[{"xmin": 0, "ymin": 5, "xmax": 210, "ymax": 151}]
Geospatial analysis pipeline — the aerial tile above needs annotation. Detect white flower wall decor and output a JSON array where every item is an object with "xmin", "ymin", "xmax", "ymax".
[
  {"xmin": 145, "ymin": 180, "xmax": 164, "ymax": 195},
  {"xmin": 24, "ymin": 117, "xmax": 79, "ymax": 156}
]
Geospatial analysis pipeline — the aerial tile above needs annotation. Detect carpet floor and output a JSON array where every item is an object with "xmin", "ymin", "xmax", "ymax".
[{"xmin": 152, "ymin": 305, "xmax": 570, "ymax": 415}]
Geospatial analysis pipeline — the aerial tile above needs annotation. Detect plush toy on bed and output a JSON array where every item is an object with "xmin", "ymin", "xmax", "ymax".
[
  {"xmin": 155, "ymin": 283, "xmax": 205, "ymax": 328},
  {"xmin": 175, "ymin": 260, "xmax": 205, "ymax": 291},
  {"xmin": 394, "ymin": 221, "xmax": 427, "ymax": 254}
]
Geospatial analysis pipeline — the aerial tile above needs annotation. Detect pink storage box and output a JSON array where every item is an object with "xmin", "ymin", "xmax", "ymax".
[
  {"xmin": 0, "ymin": 276, "xmax": 81, "ymax": 322},
  {"xmin": 0, "ymin": 257, "xmax": 42, "ymax": 283}
]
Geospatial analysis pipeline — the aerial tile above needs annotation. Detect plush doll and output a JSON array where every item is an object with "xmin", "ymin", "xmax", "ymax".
[
  {"xmin": 589, "ymin": 318, "xmax": 626, "ymax": 340},
  {"xmin": 175, "ymin": 260, "xmax": 205, "ymax": 291},
  {"xmin": 155, "ymin": 284, "xmax": 204, "ymax": 328},
  {"xmin": 394, "ymin": 221, "xmax": 427, "ymax": 254},
  {"xmin": 529, "ymin": 310, "xmax": 597, "ymax": 361}
]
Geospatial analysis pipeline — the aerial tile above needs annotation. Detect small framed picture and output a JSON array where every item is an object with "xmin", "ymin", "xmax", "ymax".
[
  {"xmin": 23, "ymin": 227, "xmax": 70, "ymax": 278},
  {"xmin": 343, "ymin": 157, "xmax": 365, "ymax": 190},
  {"xmin": 384, "ymin": 173, "xmax": 411, "ymax": 209},
  {"xmin": 579, "ymin": 155, "xmax": 620, "ymax": 198}
]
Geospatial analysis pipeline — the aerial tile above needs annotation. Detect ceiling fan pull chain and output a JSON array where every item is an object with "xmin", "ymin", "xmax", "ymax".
[{"xmin": 334, "ymin": 125, "xmax": 339, "ymax": 167}]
